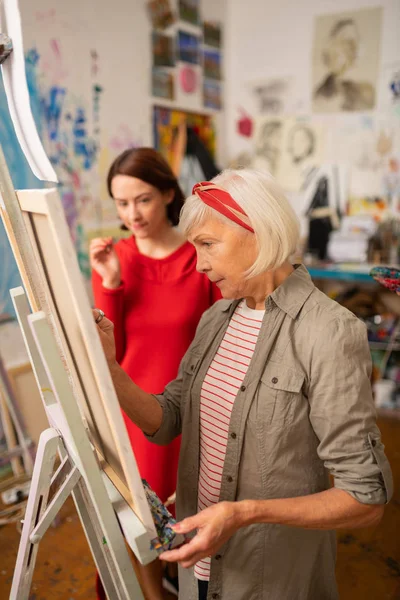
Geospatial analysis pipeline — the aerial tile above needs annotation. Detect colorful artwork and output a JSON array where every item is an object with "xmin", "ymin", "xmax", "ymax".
[
  {"xmin": 178, "ymin": 0, "xmax": 199, "ymax": 25},
  {"xmin": 152, "ymin": 68, "xmax": 175, "ymax": 100},
  {"xmin": 152, "ymin": 32, "xmax": 175, "ymax": 68},
  {"xmin": 203, "ymin": 21, "xmax": 222, "ymax": 49},
  {"xmin": 312, "ymin": 7, "xmax": 382, "ymax": 112},
  {"xmin": 177, "ymin": 31, "xmax": 199, "ymax": 65},
  {"xmin": 147, "ymin": 0, "xmax": 174, "ymax": 30},
  {"xmin": 348, "ymin": 195, "xmax": 388, "ymax": 220},
  {"xmin": 0, "ymin": 52, "xmax": 42, "ymax": 319},
  {"xmin": 380, "ymin": 62, "xmax": 400, "ymax": 111},
  {"xmin": 153, "ymin": 106, "xmax": 216, "ymax": 168},
  {"xmin": 204, "ymin": 80, "xmax": 222, "ymax": 110},
  {"xmin": 203, "ymin": 50, "xmax": 221, "ymax": 81}
]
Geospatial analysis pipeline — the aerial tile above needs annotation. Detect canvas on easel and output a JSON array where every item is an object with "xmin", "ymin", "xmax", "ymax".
[{"xmin": 0, "ymin": 148, "xmax": 156, "ymax": 540}]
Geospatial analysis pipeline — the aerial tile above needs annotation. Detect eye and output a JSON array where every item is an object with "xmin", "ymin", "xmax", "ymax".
[
  {"xmin": 139, "ymin": 197, "xmax": 151, "ymax": 204},
  {"xmin": 117, "ymin": 201, "xmax": 128, "ymax": 208},
  {"xmin": 201, "ymin": 241, "xmax": 213, "ymax": 248}
]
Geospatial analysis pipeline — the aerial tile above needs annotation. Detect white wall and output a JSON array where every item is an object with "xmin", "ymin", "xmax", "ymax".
[
  {"xmin": 17, "ymin": 0, "xmax": 227, "ymax": 234},
  {"xmin": 224, "ymin": 0, "xmax": 400, "ymax": 163}
]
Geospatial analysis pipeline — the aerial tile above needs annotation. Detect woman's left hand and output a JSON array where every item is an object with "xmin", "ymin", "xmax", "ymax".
[{"xmin": 159, "ymin": 501, "xmax": 242, "ymax": 568}]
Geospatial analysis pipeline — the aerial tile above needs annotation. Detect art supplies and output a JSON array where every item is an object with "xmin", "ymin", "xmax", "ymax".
[{"xmin": 370, "ymin": 266, "xmax": 400, "ymax": 293}]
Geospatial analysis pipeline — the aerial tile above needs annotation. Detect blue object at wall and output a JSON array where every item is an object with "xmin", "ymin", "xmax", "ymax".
[{"xmin": 0, "ymin": 62, "xmax": 41, "ymax": 319}]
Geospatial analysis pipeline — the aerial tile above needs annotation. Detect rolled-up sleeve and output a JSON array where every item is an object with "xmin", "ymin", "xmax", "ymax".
[
  {"xmin": 146, "ymin": 367, "xmax": 185, "ymax": 446},
  {"xmin": 309, "ymin": 315, "xmax": 393, "ymax": 505}
]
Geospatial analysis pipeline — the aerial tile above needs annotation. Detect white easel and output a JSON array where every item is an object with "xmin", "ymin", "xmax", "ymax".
[{"xmin": 8, "ymin": 287, "xmax": 146, "ymax": 600}]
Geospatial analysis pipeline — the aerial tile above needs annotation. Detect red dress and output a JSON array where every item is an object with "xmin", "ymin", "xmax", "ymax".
[{"xmin": 92, "ymin": 236, "xmax": 220, "ymax": 505}]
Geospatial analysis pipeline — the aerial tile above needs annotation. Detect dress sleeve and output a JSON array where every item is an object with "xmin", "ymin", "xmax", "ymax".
[
  {"xmin": 145, "ymin": 309, "xmax": 210, "ymax": 445},
  {"xmin": 308, "ymin": 314, "xmax": 393, "ymax": 505},
  {"xmin": 91, "ymin": 269, "xmax": 126, "ymax": 363}
]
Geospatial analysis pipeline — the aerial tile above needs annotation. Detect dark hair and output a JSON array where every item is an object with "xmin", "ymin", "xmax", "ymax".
[
  {"xmin": 107, "ymin": 147, "xmax": 185, "ymax": 227},
  {"xmin": 330, "ymin": 18, "xmax": 356, "ymax": 38}
]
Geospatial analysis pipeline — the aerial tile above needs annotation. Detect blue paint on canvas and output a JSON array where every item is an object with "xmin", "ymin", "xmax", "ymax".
[{"xmin": 0, "ymin": 55, "xmax": 41, "ymax": 318}]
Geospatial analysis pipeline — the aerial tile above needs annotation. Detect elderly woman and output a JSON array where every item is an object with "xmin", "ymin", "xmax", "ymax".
[{"xmin": 95, "ymin": 168, "xmax": 393, "ymax": 600}]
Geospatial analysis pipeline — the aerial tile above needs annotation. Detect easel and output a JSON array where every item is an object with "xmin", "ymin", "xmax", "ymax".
[
  {"xmin": 0, "ymin": 157, "xmax": 154, "ymax": 597},
  {"xmin": 8, "ymin": 291, "xmax": 146, "ymax": 600}
]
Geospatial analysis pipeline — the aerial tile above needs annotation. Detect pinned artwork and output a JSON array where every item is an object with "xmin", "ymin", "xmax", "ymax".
[
  {"xmin": 253, "ymin": 117, "xmax": 326, "ymax": 191},
  {"xmin": 147, "ymin": 0, "xmax": 174, "ymax": 30},
  {"xmin": 251, "ymin": 77, "xmax": 294, "ymax": 115},
  {"xmin": 177, "ymin": 31, "xmax": 199, "ymax": 65},
  {"xmin": 203, "ymin": 21, "xmax": 222, "ymax": 49},
  {"xmin": 152, "ymin": 32, "xmax": 175, "ymax": 67},
  {"xmin": 176, "ymin": 64, "xmax": 201, "ymax": 109},
  {"xmin": 203, "ymin": 50, "xmax": 221, "ymax": 81},
  {"xmin": 152, "ymin": 68, "xmax": 174, "ymax": 100},
  {"xmin": 178, "ymin": 0, "xmax": 200, "ymax": 26},
  {"xmin": 236, "ymin": 108, "xmax": 253, "ymax": 138},
  {"xmin": 204, "ymin": 80, "xmax": 222, "ymax": 110},
  {"xmin": 312, "ymin": 7, "xmax": 382, "ymax": 112},
  {"xmin": 179, "ymin": 65, "xmax": 198, "ymax": 94},
  {"xmin": 380, "ymin": 62, "xmax": 400, "ymax": 112},
  {"xmin": 253, "ymin": 117, "xmax": 284, "ymax": 176},
  {"xmin": 278, "ymin": 119, "xmax": 327, "ymax": 191},
  {"xmin": 153, "ymin": 106, "xmax": 216, "ymax": 166}
]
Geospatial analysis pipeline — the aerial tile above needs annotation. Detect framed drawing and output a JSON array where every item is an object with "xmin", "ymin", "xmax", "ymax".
[{"xmin": 0, "ymin": 151, "xmax": 156, "ymax": 539}]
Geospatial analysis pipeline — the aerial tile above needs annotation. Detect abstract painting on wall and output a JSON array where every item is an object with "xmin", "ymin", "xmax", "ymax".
[
  {"xmin": 152, "ymin": 32, "xmax": 175, "ymax": 68},
  {"xmin": 177, "ymin": 31, "xmax": 200, "ymax": 65},
  {"xmin": 312, "ymin": 7, "xmax": 382, "ymax": 112},
  {"xmin": 178, "ymin": 0, "xmax": 199, "ymax": 26}
]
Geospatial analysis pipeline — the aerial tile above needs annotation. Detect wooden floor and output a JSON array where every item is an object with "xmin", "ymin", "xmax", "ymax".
[{"xmin": 0, "ymin": 416, "xmax": 399, "ymax": 599}]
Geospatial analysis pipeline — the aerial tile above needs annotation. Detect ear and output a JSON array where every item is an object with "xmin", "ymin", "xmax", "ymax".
[{"xmin": 164, "ymin": 189, "xmax": 175, "ymax": 206}]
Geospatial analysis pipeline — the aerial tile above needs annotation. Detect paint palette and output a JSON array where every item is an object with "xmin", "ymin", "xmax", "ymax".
[
  {"xmin": 370, "ymin": 266, "xmax": 400, "ymax": 293},
  {"xmin": 143, "ymin": 479, "xmax": 186, "ymax": 553}
]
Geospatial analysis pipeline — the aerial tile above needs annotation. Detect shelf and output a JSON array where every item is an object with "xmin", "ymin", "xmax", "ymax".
[
  {"xmin": 307, "ymin": 263, "xmax": 378, "ymax": 283},
  {"xmin": 369, "ymin": 342, "xmax": 400, "ymax": 351},
  {"xmin": 377, "ymin": 407, "xmax": 400, "ymax": 420}
]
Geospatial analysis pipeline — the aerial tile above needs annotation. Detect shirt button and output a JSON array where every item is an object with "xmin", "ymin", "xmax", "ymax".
[
  {"xmin": 215, "ymin": 554, "xmax": 222, "ymax": 560},
  {"xmin": 227, "ymin": 475, "xmax": 233, "ymax": 483},
  {"xmin": 240, "ymin": 384, "xmax": 246, "ymax": 391},
  {"xmin": 271, "ymin": 377, "xmax": 278, "ymax": 384},
  {"xmin": 190, "ymin": 364, "xmax": 194, "ymax": 371},
  {"xmin": 212, "ymin": 594, "xmax": 220, "ymax": 599},
  {"xmin": 230, "ymin": 432, "xmax": 237, "ymax": 439}
]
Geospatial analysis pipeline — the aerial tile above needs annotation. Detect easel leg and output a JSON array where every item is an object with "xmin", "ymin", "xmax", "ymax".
[
  {"xmin": 72, "ymin": 481, "xmax": 123, "ymax": 599},
  {"xmin": 9, "ymin": 428, "xmax": 60, "ymax": 600}
]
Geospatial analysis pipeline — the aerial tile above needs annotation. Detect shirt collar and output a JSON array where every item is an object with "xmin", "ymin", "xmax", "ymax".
[{"xmin": 219, "ymin": 264, "xmax": 315, "ymax": 320}]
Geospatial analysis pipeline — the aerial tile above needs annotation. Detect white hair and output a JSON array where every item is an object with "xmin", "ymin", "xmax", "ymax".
[{"xmin": 180, "ymin": 168, "xmax": 300, "ymax": 277}]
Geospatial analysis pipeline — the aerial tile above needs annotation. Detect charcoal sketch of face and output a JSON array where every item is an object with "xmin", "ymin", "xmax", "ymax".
[
  {"xmin": 323, "ymin": 19, "xmax": 359, "ymax": 76},
  {"xmin": 255, "ymin": 121, "xmax": 283, "ymax": 174},
  {"xmin": 314, "ymin": 18, "xmax": 375, "ymax": 111},
  {"xmin": 287, "ymin": 125, "xmax": 315, "ymax": 165}
]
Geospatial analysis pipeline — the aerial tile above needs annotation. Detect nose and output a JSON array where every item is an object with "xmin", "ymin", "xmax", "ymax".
[
  {"xmin": 128, "ymin": 202, "xmax": 140, "ymax": 221},
  {"xmin": 196, "ymin": 253, "xmax": 211, "ymax": 274}
]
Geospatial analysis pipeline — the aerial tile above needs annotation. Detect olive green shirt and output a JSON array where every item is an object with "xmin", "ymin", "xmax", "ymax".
[{"xmin": 149, "ymin": 265, "xmax": 393, "ymax": 600}]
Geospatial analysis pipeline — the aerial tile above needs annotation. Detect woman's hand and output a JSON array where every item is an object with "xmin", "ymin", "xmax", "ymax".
[
  {"xmin": 89, "ymin": 237, "xmax": 121, "ymax": 289},
  {"xmin": 93, "ymin": 309, "xmax": 117, "ymax": 365},
  {"xmin": 159, "ymin": 502, "xmax": 242, "ymax": 568}
]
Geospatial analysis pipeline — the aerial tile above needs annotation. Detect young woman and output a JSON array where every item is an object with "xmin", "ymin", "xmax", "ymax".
[{"xmin": 90, "ymin": 147, "xmax": 220, "ymax": 599}]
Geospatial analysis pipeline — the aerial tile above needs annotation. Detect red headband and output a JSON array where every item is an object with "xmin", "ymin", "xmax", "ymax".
[{"xmin": 192, "ymin": 181, "xmax": 254, "ymax": 233}]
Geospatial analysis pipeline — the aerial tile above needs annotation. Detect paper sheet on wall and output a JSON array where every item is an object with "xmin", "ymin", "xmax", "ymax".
[{"xmin": 0, "ymin": 0, "xmax": 57, "ymax": 182}]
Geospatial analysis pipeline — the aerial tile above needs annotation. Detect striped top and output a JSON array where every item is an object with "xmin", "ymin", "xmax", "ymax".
[{"xmin": 195, "ymin": 300, "xmax": 265, "ymax": 581}]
